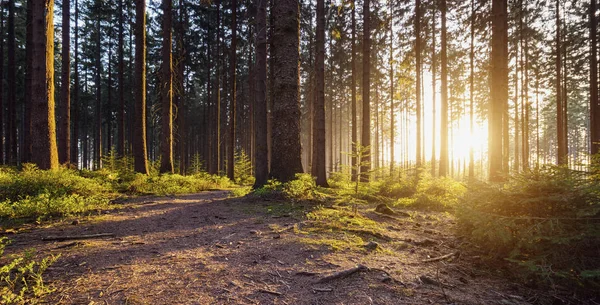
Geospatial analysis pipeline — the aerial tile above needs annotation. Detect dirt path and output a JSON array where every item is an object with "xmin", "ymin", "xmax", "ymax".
[{"xmin": 3, "ymin": 191, "xmax": 538, "ymax": 305}]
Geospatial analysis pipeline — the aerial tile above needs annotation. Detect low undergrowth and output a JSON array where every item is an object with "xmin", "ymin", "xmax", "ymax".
[
  {"xmin": 456, "ymin": 167, "xmax": 600, "ymax": 292},
  {"xmin": 0, "ymin": 237, "xmax": 58, "ymax": 304},
  {"xmin": 0, "ymin": 161, "xmax": 232, "ymax": 223}
]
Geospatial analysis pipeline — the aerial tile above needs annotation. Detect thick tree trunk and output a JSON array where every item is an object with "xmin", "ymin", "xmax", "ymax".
[
  {"xmin": 59, "ymin": 0, "xmax": 71, "ymax": 164},
  {"xmin": 360, "ymin": 0, "xmax": 371, "ymax": 182},
  {"xmin": 489, "ymin": 0, "xmax": 508, "ymax": 181},
  {"xmin": 176, "ymin": 0, "xmax": 186, "ymax": 175},
  {"xmin": 270, "ymin": 0, "xmax": 304, "ymax": 182},
  {"xmin": 254, "ymin": 0, "xmax": 268, "ymax": 188},
  {"xmin": 31, "ymin": 0, "xmax": 58, "ymax": 170},
  {"xmin": 228, "ymin": 0, "xmax": 237, "ymax": 180},
  {"xmin": 160, "ymin": 0, "xmax": 174, "ymax": 173},
  {"xmin": 312, "ymin": 0, "xmax": 328, "ymax": 187},
  {"xmin": 134, "ymin": 0, "xmax": 149, "ymax": 174},
  {"xmin": 439, "ymin": 0, "xmax": 449, "ymax": 176}
]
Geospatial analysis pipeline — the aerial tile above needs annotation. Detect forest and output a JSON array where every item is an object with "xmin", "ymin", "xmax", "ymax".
[{"xmin": 0, "ymin": 0, "xmax": 600, "ymax": 304}]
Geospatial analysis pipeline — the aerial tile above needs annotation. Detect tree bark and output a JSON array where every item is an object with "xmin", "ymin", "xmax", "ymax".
[
  {"xmin": 592, "ymin": 0, "xmax": 599, "ymax": 156},
  {"xmin": 556, "ymin": 0, "xmax": 567, "ymax": 166},
  {"xmin": 489, "ymin": 0, "xmax": 508, "ymax": 181},
  {"xmin": 134, "ymin": 0, "xmax": 149, "ymax": 174},
  {"xmin": 254, "ymin": 0, "xmax": 268, "ymax": 188},
  {"xmin": 430, "ymin": 0, "xmax": 436, "ymax": 177},
  {"xmin": 160, "ymin": 0, "xmax": 174, "ymax": 173},
  {"xmin": 31, "ymin": 0, "xmax": 58, "ymax": 170},
  {"xmin": 350, "ymin": 0, "xmax": 357, "ymax": 182},
  {"xmin": 469, "ymin": 0, "xmax": 475, "ymax": 179},
  {"xmin": 270, "ymin": 0, "xmax": 304, "ymax": 182},
  {"xmin": 7, "ymin": 0, "xmax": 16, "ymax": 165},
  {"xmin": 360, "ymin": 0, "xmax": 371, "ymax": 182},
  {"xmin": 117, "ymin": 0, "xmax": 125, "ymax": 157},
  {"xmin": 439, "ymin": 0, "xmax": 448, "ymax": 176},
  {"xmin": 72, "ymin": 0, "xmax": 79, "ymax": 166},
  {"xmin": 94, "ymin": 7, "xmax": 102, "ymax": 169},
  {"xmin": 228, "ymin": 0, "xmax": 237, "ymax": 180},
  {"xmin": 389, "ymin": 0, "xmax": 395, "ymax": 176},
  {"xmin": 312, "ymin": 0, "xmax": 328, "ymax": 187},
  {"xmin": 59, "ymin": 0, "xmax": 71, "ymax": 165},
  {"xmin": 415, "ymin": 0, "xmax": 422, "ymax": 169},
  {"xmin": 0, "ymin": 4, "xmax": 4, "ymax": 164}
]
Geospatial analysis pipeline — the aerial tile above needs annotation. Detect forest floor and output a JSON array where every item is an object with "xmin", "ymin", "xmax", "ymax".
[{"xmin": 1, "ymin": 190, "xmax": 570, "ymax": 305}]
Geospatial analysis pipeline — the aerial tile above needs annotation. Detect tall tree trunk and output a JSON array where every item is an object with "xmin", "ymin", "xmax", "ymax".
[
  {"xmin": 439, "ymin": 0, "xmax": 449, "ymax": 176},
  {"xmin": 0, "ymin": 4, "xmax": 4, "ymax": 164},
  {"xmin": 514, "ymin": 23, "xmax": 520, "ymax": 172},
  {"xmin": 254, "ymin": 0, "xmax": 268, "ymax": 188},
  {"xmin": 160, "ymin": 0, "xmax": 174, "ymax": 173},
  {"xmin": 94, "ymin": 9, "xmax": 102, "ymax": 169},
  {"xmin": 7, "ymin": 0, "xmax": 16, "ymax": 165},
  {"xmin": 59, "ymin": 0, "xmax": 71, "ymax": 164},
  {"xmin": 134, "ymin": 0, "xmax": 149, "ymax": 174},
  {"xmin": 430, "ymin": 0, "xmax": 436, "ymax": 176},
  {"xmin": 556, "ymin": 0, "xmax": 566, "ymax": 165},
  {"xmin": 468, "ymin": 0, "xmax": 475, "ymax": 179},
  {"xmin": 415, "ymin": 0, "xmax": 422, "ymax": 168},
  {"xmin": 591, "ymin": 0, "xmax": 599, "ymax": 156},
  {"xmin": 31, "ymin": 0, "xmax": 58, "ymax": 170},
  {"xmin": 228, "ymin": 0, "xmax": 237, "ymax": 180},
  {"xmin": 489, "ymin": 0, "xmax": 508, "ymax": 181},
  {"xmin": 216, "ymin": 0, "xmax": 222, "ymax": 173},
  {"xmin": 270, "ymin": 0, "xmax": 304, "ymax": 182},
  {"xmin": 312, "ymin": 0, "xmax": 328, "ymax": 187},
  {"xmin": 23, "ymin": 1, "xmax": 33, "ymax": 163},
  {"xmin": 176, "ymin": 0, "xmax": 186, "ymax": 174},
  {"xmin": 521, "ymin": 0, "xmax": 529, "ymax": 171},
  {"xmin": 350, "ymin": 0, "xmax": 357, "ymax": 182},
  {"xmin": 389, "ymin": 0, "xmax": 395, "ymax": 176},
  {"xmin": 117, "ymin": 0, "xmax": 125, "ymax": 157},
  {"xmin": 72, "ymin": 0, "xmax": 79, "ymax": 166},
  {"xmin": 360, "ymin": 0, "xmax": 371, "ymax": 182}
]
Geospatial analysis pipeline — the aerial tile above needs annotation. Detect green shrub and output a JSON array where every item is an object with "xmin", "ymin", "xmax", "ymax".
[
  {"xmin": 126, "ymin": 173, "xmax": 232, "ymax": 196},
  {"xmin": 283, "ymin": 173, "xmax": 317, "ymax": 200},
  {"xmin": 389, "ymin": 173, "xmax": 465, "ymax": 210},
  {"xmin": 456, "ymin": 167, "xmax": 600, "ymax": 290},
  {"xmin": 0, "ymin": 165, "xmax": 112, "ymax": 220},
  {"xmin": 0, "ymin": 238, "xmax": 58, "ymax": 304}
]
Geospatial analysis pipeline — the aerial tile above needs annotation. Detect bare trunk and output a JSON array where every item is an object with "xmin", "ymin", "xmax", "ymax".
[
  {"xmin": 31, "ymin": 0, "xmax": 58, "ymax": 170},
  {"xmin": 360, "ymin": 0, "xmax": 371, "ymax": 182},
  {"xmin": 312, "ymin": 0, "xmax": 328, "ymax": 186},
  {"xmin": 439, "ymin": 0, "xmax": 449, "ymax": 176},
  {"xmin": 160, "ymin": 0, "xmax": 174, "ymax": 173},
  {"xmin": 134, "ymin": 0, "xmax": 149, "ymax": 174},
  {"xmin": 59, "ymin": 0, "xmax": 71, "ymax": 164},
  {"xmin": 489, "ymin": 0, "xmax": 508, "ymax": 181},
  {"xmin": 228, "ymin": 0, "xmax": 237, "ymax": 180},
  {"xmin": 270, "ymin": 0, "xmax": 304, "ymax": 182}
]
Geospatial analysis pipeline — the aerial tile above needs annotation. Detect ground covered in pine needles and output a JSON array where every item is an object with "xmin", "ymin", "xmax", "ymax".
[{"xmin": 2, "ymin": 189, "xmax": 595, "ymax": 305}]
